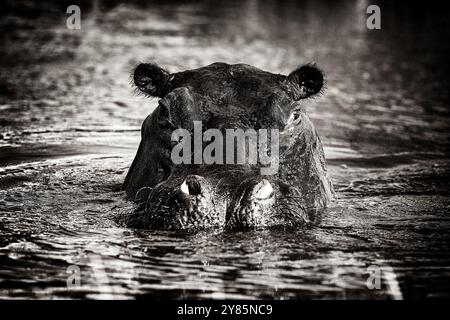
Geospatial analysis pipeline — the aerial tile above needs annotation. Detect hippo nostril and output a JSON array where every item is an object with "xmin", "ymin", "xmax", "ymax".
[
  {"xmin": 180, "ymin": 180, "xmax": 190, "ymax": 194},
  {"xmin": 188, "ymin": 180, "xmax": 202, "ymax": 195},
  {"xmin": 252, "ymin": 179, "xmax": 274, "ymax": 200},
  {"xmin": 180, "ymin": 176, "xmax": 202, "ymax": 195},
  {"xmin": 134, "ymin": 187, "xmax": 152, "ymax": 203}
]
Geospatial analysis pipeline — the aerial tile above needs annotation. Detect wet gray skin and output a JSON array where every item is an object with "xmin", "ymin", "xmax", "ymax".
[{"xmin": 123, "ymin": 62, "xmax": 334, "ymax": 230}]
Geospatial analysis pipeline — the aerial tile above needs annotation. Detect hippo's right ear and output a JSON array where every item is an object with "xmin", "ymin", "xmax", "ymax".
[
  {"xmin": 133, "ymin": 63, "xmax": 171, "ymax": 97},
  {"xmin": 287, "ymin": 64, "xmax": 324, "ymax": 100}
]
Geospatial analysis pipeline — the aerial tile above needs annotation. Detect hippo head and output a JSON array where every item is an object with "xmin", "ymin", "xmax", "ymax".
[{"xmin": 122, "ymin": 62, "xmax": 333, "ymax": 230}]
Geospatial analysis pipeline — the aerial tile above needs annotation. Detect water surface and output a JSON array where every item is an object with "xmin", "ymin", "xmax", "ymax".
[{"xmin": 0, "ymin": 0, "xmax": 449, "ymax": 299}]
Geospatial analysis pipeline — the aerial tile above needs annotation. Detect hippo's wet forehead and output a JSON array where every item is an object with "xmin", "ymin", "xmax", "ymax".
[{"xmin": 167, "ymin": 63, "xmax": 286, "ymax": 97}]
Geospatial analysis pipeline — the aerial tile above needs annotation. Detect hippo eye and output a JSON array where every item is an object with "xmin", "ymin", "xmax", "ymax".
[{"xmin": 253, "ymin": 180, "xmax": 274, "ymax": 200}]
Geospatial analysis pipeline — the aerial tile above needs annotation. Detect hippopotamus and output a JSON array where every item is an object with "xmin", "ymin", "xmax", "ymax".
[{"xmin": 122, "ymin": 62, "xmax": 333, "ymax": 230}]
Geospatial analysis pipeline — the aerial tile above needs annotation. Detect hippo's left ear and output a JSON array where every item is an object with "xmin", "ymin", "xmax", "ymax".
[
  {"xmin": 287, "ymin": 64, "xmax": 324, "ymax": 100},
  {"xmin": 134, "ymin": 63, "xmax": 171, "ymax": 97}
]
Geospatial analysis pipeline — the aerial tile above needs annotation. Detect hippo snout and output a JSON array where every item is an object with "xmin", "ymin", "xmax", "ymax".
[
  {"xmin": 128, "ymin": 172, "xmax": 309, "ymax": 230},
  {"xmin": 141, "ymin": 175, "xmax": 226, "ymax": 230},
  {"xmin": 179, "ymin": 175, "xmax": 203, "ymax": 196}
]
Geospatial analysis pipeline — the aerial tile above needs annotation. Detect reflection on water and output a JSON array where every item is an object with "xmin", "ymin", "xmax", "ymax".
[{"xmin": 0, "ymin": 0, "xmax": 449, "ymax": 299}]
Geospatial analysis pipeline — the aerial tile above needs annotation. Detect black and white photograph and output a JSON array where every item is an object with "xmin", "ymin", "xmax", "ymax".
[{"xmin": 0, "ymin": 0, "xmax": 449, "ymax": 305}]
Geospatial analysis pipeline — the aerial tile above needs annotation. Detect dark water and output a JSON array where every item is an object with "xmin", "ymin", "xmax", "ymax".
[{"xmin": 1, "ymin": 0, "xmax": 450, "ymax": 299}]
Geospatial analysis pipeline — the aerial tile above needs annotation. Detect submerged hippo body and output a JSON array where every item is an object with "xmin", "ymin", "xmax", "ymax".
[{"xmin": 123, "ymin": 62, "xmax": 333, "ymax": 230}]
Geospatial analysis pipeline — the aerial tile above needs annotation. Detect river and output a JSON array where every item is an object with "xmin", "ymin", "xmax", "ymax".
[{"xmin": 0, "ymin": 0, "xmax": 449, "ymax": 299}]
